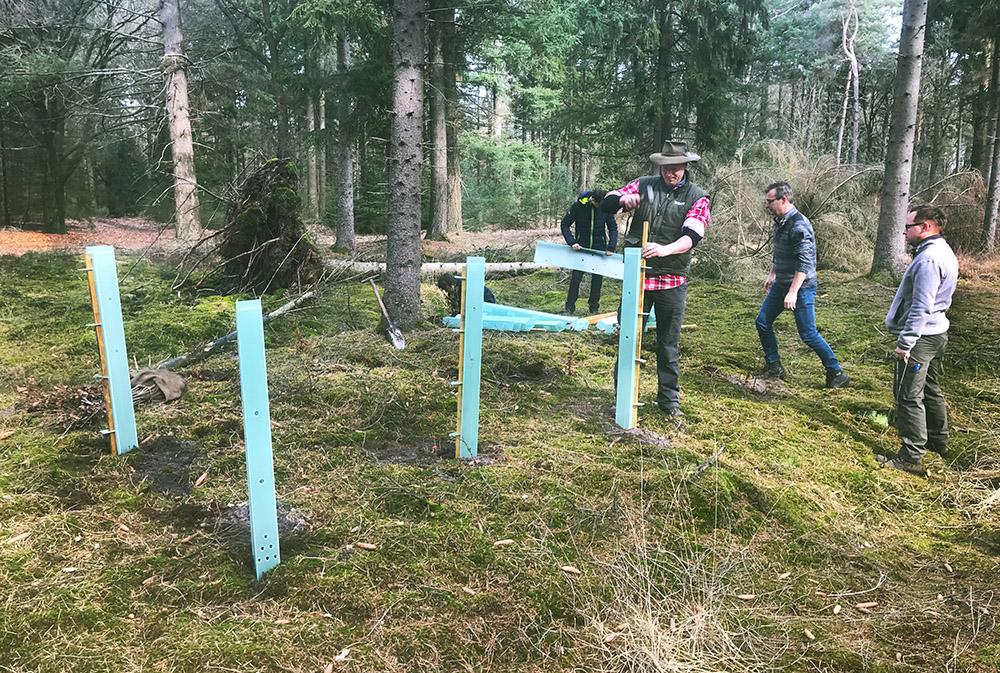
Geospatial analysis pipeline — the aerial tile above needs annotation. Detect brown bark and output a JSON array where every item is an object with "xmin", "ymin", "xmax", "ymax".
[
  {"xmin": 160, "ymin": 0, "xmax": 202, "ymax": 242},
  {"xmin": 871, "ymin": 0, "xmax": 928, "ymax": 278},
  {"xmin": 427, "ymin": 0, "xmax": 448, "ymax": 241},
  {"xmin": 318, "ymin": 89, "xmax": 326, "ymax": 220},
  {"xmin": 443, "ymin": 6, "xmax": 463, "ymax": 234},
  {"xmin": 384, "ymin": 0, "xmax": 425, "ymax": 331},
  {"xmin": 334, "ymin": 36, "xmax": 355, "ymax": 252},
  {"xmin": 984, "ymin": 38, "xmax": 1000, "ymax": 252},
  {"xmin": 306, "ymin": 86, "xmax": 319, "ymax": 221}
]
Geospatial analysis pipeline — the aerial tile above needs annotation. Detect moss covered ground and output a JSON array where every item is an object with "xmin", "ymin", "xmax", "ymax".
[{"xmin": 0, "ymin": 252, "xmax": 998, "ymax": 672}]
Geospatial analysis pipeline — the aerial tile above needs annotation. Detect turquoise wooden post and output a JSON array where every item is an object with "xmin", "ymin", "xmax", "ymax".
[
  {"xmin": 235, "ymin": 300, "xmax": 281, "ymax": 579},
  {"xmin": 83, "ymin": 245, "xmax": 138, "ymax": 455},
  {"xmin": 452, "ymin": 257, "xmax": 485, "ymax": 458},
  {"xmin": 615, "ymin": 248, "xmax": 644, "ymax": 429}
]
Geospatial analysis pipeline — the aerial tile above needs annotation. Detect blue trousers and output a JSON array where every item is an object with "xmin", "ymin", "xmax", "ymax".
[{"xmin": 755, "ymin": 284, "xmax": 840, "ymax": 371}]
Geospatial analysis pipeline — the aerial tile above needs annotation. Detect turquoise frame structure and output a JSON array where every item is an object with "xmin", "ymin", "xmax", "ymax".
[
  {"xmin": 533, "ymin": 241, "xmax": 625, "ymax": 279},
  {"xmin": 615, "ymin": 248, "xmax": 644, "ymax": 429},
  {"xmin": 83, "ymin": 245, "xmax": 138, "ymax": 455},
  {"xmin": 452, "ymin": 257, "xmax": 485, "ymax": 458},
  {"xmin": 235, "ymin": 299, "xmax": 281, "ymax": 579}
]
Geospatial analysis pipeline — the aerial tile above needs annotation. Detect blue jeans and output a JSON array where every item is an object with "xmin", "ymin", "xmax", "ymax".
[{"xmin": 755, "ymin": 284, "xmax": 840, "ymax": 371}]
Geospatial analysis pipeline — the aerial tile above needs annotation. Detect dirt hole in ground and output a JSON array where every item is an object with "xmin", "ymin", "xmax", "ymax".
[
  {"xmin": 127, "ymin": 437, "xmax": 200, "ymax": 495},
  {"xmin": 374, "ymin": 438, "xmax": 506, "ymax": 468}
]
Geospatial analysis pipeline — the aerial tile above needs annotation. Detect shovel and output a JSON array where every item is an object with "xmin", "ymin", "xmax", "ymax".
[{"xmin": 367, "ymin": 278, "xmax": 406, "ymax": 349}]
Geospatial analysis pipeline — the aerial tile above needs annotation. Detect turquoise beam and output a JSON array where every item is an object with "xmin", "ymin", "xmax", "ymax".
[
  {"xmin": 84, "ymin": 245, "xmax": 138, "ymax": 455},
  {"xmin": 533, "ymin": 241, "xmax": 625, "ymax": 279},
  {"xmin": 235, "ymin": 299, "xmax": 281, "ymax": 580},
  {"xmin": 615, "ymin": 248, "xmax": 644, "ymax": 429},
  {"xmin": 483, "ymin": 303, "xmax": 590, "ymax": 331},
  {"xmin": 443, "ymin": 315, "xmax": 533, "ymax": 332},
  {"xmin": 452, "ymin": 257, "xmax": 485, "ymax": 458}
]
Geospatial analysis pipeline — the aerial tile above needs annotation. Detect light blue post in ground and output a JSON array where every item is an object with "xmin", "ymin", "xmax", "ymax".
[
  {"xmin": 84, "ymin": 245, "xmax": 138, "ymax": 455},
  {"xmin": 452, "ymin": 257, "xmax": 485, "ymax": 458},
  {"xmin": 615, "ymin": 248, "xmax": 644, "ymax": 429},
  {"xmin": 235, "ymin": 299, "xmax": 281, "ymax": 579}
]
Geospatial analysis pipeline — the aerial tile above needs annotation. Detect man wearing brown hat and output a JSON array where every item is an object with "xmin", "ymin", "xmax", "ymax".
[{"xmin": 601, "ymin": 141, "xmax": 710, "ymax": 417}]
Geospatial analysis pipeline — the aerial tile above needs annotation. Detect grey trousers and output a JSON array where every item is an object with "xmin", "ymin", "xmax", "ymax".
[{"xmin": 893, "ymin": 333, "xmax": 949, "ymax": 463}]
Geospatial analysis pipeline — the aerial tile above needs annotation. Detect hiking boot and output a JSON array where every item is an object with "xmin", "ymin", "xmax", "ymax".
[
  {"xmin": 875, "ymin": 454, "xmax": 923, "ymax": 475},
  {"xmin": 758, "ymin": 361, "xmax": 786, "ymax": 380},
  {"xmin": 589, "ymin": 305, "xmax": 600, "ymax": 314},
  {"xmin": 564, "ymin": 305, "xmax": 576, "ymax": 315},
  {"xmin": 825, "ymin": 369, "xmax": 850, "ymax": 389},
  {"xmin": 928, "ymin": 445, "xmax": 950, "ymax": 460},
  {"xmin": 658, "ymin": 404, "xmax": 684, "ymax": 417}
]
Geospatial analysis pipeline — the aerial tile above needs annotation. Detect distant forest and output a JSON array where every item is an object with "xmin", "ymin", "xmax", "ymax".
[{"xmin": 1, "ymin": 0, "xmax": 998, "ymax": 255}]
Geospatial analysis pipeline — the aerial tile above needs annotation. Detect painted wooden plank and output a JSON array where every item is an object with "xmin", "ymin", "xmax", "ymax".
[
  {"xmin": 235, "ymin": 299, "xmax": 281, "ymax": 580},
  {"xmin": 84, "ymin": 245, "xmax": 138, "ymax": 455},
  {"xmin": 615, "ymin": 248, "xmax": 643, "ymax": 429},
  {"xmin": 594, "ymin": 306, "xmax": 658, "ymax": 334},
  {"xmin": 444, "ymin": 315, "xmax": 534, "ymax": 331},
  {"xmin": 533, "ymin": 241, "xmax": 625, "ymax": 279},
  {"xmin": 454, "ymin": 257, "xmax": 485, "ymax": 458},
  {"xmin": 483, "ymin": 303, "xmax": 590, "ymax": 331}
]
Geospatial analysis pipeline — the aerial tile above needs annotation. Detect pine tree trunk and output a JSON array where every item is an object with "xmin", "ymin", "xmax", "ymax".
[
  {"xmin": 871, "ymin": 0, "xmax": 928, "ymax": 279},
  {"xmin": 836, "ymin": 68, "xmax": 850, "ymax": 163},
  {"xmin": 318, "ymin": 89, "xmax": 326, "ymax": 220},
  {"xmin": 805, "ymin": 85, "xmax": 817, "ymax": 156},
  {"xmin": 306, "ymin": 85, "xmax": 319, "ymax": 221},
  {"xmin": 983, "ymin": 41, "xmax": 1000, "ymax": 190},
  {"xmin": 160, "ymin": 0, "xmax": 202, "ymax": 242},
  {"xmin": 653, "ymin": 3, "xmax": 673, "ymax": 149},
  {"xmin": 982, "ymin": 123, "xmax": 1000, "ymax": 252},
  {"xmin": 334, "ymin": 36, "xmax": 355, "ymax": 253},
  {"xmin": 443, "ymin": 5, "xmax": 463, "ymax": 234},
  {"xmin": 384, "ymin": 0, "xmax": 424, "ymax": 331},
  {"xmin": 427, "ymin": 0, "xmax": 448, "ymax": 241},
  {"xmin": 984, "ymin": 37, "xmax": 1000, "ymax": 252},
  {"xmin": 0, "ymin": 109, "xmax": 8, "ymax": 229}
]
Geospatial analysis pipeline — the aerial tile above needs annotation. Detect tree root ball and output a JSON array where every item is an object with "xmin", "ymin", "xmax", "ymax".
[{"xmin": 216, "ymin": 159, "xmax": 322, "ymax": 293}]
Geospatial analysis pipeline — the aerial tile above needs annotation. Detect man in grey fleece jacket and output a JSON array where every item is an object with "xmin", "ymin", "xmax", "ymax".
[{"xmin": 877, "ymin": 205, "xmax": 959, "ymax": 475}]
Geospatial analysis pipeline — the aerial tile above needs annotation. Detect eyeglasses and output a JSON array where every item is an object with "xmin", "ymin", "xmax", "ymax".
[
  {"xmin": 904, "ymin": 221, "xmax": 930, "ymax": 229},
  {"xmin": 764, "ymin": 197, "xmax": 780, "ymax": 204}
]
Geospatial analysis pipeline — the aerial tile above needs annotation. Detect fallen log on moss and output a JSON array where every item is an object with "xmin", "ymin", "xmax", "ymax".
[
  {"xmin": 325, "ymin": 260, "xmax": 548, "ymax": 278},
  {"xmin": 157, "ymin": 290, "xmax": 316, "ymax": 371}
]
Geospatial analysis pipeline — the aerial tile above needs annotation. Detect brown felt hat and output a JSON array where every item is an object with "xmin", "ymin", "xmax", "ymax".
[{"xmin": 649, "ymin": 140, "xmax": 701, "ymax": 166}]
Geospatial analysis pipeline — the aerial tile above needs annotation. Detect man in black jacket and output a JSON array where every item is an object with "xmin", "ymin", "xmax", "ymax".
[{"xmin": 560, "ymin": 189, "xmax": 617, "ymax": 314}]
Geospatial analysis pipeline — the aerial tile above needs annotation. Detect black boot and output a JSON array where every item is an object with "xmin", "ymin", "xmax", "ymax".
[{"xmin": 758, "ymin": 360, "xmax": 786, "ymax": 380}]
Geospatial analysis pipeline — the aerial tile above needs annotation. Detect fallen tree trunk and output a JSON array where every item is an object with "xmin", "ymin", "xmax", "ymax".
[
  {"xmin": 157, "ymin": 290, "xmax": 316, "ymax": 371},
  {"xmin": 325, "ymin": 260, "xmax": 548, "ymax": 278}
]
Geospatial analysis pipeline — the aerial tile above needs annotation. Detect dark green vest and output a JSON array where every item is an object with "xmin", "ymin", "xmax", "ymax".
[{"xmin": 627, "ymin": 175, "xmax": 708, "ymax": 277}]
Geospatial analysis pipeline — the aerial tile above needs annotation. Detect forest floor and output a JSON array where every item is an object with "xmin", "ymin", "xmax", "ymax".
[{"xmin": 1, "ymin": 225, "xmax": 999, "ymax": 672}]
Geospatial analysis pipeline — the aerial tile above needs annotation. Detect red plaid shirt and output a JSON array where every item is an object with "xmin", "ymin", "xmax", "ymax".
[{"xmin": 611, "ymin": 179, "xmax": 711, "ymax": 289}]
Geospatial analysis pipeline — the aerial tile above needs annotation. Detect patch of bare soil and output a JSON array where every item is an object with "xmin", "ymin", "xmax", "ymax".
[
  {"xmin": 375, "ymin": 439, "xmax": 450, "ymax": 466},
  {"xmin": 724, "ymin": 373, "xmax": 792, "ymax": 396},
  {"xmin": 0, "ymin": 218, "xmax": 176, "ymax": 256},
  {"xmin": 128, "ymin": 437, "xmax": 201, "ymax": 495},
  {"xmin": 605, "ymin": 426, "xmax": 673, "ymax": 449},
  {"xmin": 218, "ymin": 501, "xmax": 312, "ymax": 535}
]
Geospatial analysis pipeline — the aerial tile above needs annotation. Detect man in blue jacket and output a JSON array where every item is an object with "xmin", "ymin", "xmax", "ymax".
[
  {"xmin": 755, "ymin": 181, "xmax": 849, "ymax": 388},
  {"xmin": 877, "ymin": 205, "xmax": 959, "ymax": 475},
  {"xmin": 560, "ymin": 189, "xmax": 617, "ymax": 314}
]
